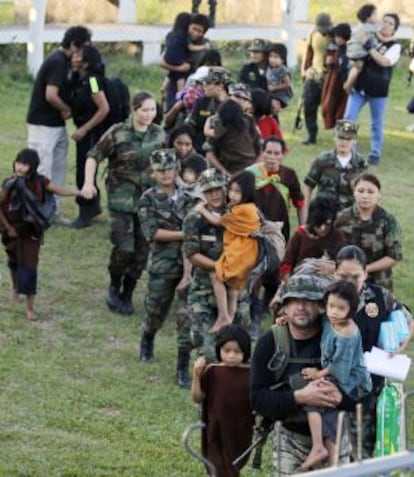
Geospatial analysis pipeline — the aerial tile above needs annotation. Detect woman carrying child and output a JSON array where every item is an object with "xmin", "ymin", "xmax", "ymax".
[
  {"xmin": 196, "ymin": 171, "xmax": 260, "ymax": 332},
  {"xmin": 0, "ymin": 149, "xmax": 80, "ymax": 321},
  {"xmin": 192, "ymin": 324, "xmax": 254, "ymax": 477},
  {"xmin": 300, "ymin": 280, "xmax": 372, "ymax": 470}
]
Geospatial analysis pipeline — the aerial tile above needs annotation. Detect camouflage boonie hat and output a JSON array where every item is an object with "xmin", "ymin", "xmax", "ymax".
[
  {"xmin": 335, "ymin": 119, "xmax": 358, "ymax": 140},
  {"xmin": 198, "ymin": 168, "xmax": 226, "ymax": 192},
  {"xmin": 248, "ymin": 38, "xmax": 269, "ymax": 52},
  {"xmin": 280, "ymin": 274, "xmax": 325, "ymax": 304},
  {"xmin": 204, "ymin": 67, "xmax": 232, "ymax": 86},
  {"xmin": 228, "ymin": 82, "xmax": 252, "ymax": 101},
  {"xmin": 150, "ymin": 148, "xmax": 177, "ymax": 171},
  {"xmin": 315, "ymin": 13, "xmax": 332, "ymax": 33}
]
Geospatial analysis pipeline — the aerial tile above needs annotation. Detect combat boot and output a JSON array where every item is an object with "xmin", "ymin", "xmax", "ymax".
[
  {"xmin": 139, "ymin": 332, "xmax": 155, "ymax": 362},
  {"xmin": 118, "ymin": 275, "xmax": 137, "ymax": 315},
  {"xmin": 106, "ymin": 275, "xmax": 122, "ymax": 312},
  {"xmin": 70, "ymin": 206, "xmax": 93, "ymax": 229},
  {"xmin": 176, "ymin": 348, "xmax": 191, "ymax": 388}
]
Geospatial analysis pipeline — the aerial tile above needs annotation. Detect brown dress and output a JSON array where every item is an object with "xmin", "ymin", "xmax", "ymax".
[{"xmin": 201, "ymin": 364, "xmax": 254, "ymax": 477}]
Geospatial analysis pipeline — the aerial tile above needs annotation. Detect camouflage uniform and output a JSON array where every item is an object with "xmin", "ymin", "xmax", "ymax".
[
  {"xmin": 304, "ymin": 120, "xmax": 367, "ymax": 212},
  {"xmin": 182, "ymin": 168, "xmax": 250, "ymax": 361},
  {"xmin": 335, "ymin": 204, "xmax": 402, "ymax": 290},
  {"xmin": 304, "ymin": 150, "xmax": 367, "ymax": 212},
  {"xmin": 87, "ymin": 119, "xmax": 165, "ymax": 314},
  {"xmin": 138, "ymin": 150, "xmax": 194, "ymax": 386},
  {"xmin": 250, "ymin": 275, "xmax": 352, "ymax": 475}
]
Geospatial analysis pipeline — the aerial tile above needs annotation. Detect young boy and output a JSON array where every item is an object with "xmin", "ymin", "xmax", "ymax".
[{"xmin": 343, "ymin": 3, "xmax": 379, "ymax": 93}]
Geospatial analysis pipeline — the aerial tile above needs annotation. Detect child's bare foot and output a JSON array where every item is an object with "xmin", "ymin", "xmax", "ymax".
[
  {"xmin": 11, "ymin": 289, "xmax": 19, "ymax": 303},
  {"xmin": 26, "ymin": 310, "xmax": 37, "ymax": 321},
  {"xmin": 176, "ymin": 275, "xmax": 192, "ymax": 293},
  {"xmin": 301, "ymin": 445, "xmax": 329, "ymax": 470},
  {"xmin": 210, "ymin": 314, "xmax": 232, "ymax": 333}
]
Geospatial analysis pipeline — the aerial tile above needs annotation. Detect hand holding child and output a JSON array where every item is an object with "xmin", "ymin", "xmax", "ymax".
[{"xmin": 301, "ymin": 367, "xmax": 320, "ymax": 380}]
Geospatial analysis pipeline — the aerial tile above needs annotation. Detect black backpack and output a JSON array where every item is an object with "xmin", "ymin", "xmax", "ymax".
[{"xmin": 103, "ymin": 77, "xmax": 130, "ymax": 128}]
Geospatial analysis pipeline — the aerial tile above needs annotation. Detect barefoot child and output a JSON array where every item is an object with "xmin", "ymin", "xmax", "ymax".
[
  {"xmin": 192, "ymin": 324, "xmax": 254, "ymax": 476},
  {"xmin": 343, "ymin": 4, "xmax": 379, "ymax": 93},
  {"xmin": 300, "ymin": 280, "xmax": 372, "ymax": 470},
  {"xmin": 195, "ymin": 170, "xmax": 260, "ymax": 332},
  {"xmin": 0, "ymin": 148, "xmax": 80, "ymax": 321}
]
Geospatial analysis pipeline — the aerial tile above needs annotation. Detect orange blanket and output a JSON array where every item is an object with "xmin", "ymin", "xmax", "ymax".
[{"xmin": 215, "ymin": 203, "xmax": 260, "ymax": 289}]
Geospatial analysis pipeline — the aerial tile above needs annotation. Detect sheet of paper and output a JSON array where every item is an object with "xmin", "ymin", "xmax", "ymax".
[{"xmin": 364, "ymin": 346, "xmax": 412, "ymax": 382}]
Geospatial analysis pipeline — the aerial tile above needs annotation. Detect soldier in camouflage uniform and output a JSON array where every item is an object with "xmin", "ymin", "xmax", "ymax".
[
  {"xmin": 250, "ymin": 274, "xmax": 352, "ymax": 475},
  {"xmin": 138, "ymin": 149, "xmax": 193, "ymax": 388},
  {"xmin": 334, "ymin": 245, "xmax": 413, "ymax": 457},
  {"xmin": 335, "ymin": 173, "xmax": 402, "ymax": 291},
  {"xmin": 303, "ymin": 119, "xmax": 367, "ymax": 221},
  {"xmin": 182, "ymin": 168, "xmax": 250, "ymax": 362},
  {"xmin": 81, "ymin": 91, "xmax": 165, "ymax": 315}
]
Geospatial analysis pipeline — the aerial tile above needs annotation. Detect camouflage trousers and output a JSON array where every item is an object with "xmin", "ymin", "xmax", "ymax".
[
  {"xmin": 272, "ymin": 425, "xmax": 351, "ymax": 475},
  {"xmin": 108, "ymin": 211, "xmax": 149, "ymax": 280},
  {"xmin": 143, "ymin": 273, "xmax": 191, "ymax": 349},
  {"xmin": 188, "ymin": 287, "xmax": 250, "ymax": 362}
]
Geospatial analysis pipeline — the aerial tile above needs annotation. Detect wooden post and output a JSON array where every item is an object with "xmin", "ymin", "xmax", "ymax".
[
  {"xmin": 280, "ymin": 0, "xmax": 297, "ymax": 68},
  {"xmin": 118, "ymin": 0, "xmax": 136, "ymax": 23},
  {"xmin": 27, "ymin": 0, "xmax": 47, "ymax": 76}
]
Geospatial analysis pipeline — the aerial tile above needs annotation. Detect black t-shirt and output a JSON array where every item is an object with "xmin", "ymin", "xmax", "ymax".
[
  {"xmin": 27, "ymin": 49, "xmax": 71, "ymax": 127},
  {"xmin": 71, "ymin": 74, "xmax": 105, "ymax": 129}
]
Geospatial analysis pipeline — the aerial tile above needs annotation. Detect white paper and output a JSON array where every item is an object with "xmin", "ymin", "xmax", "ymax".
[{"xmin": 364, "ymin": 346, "xmax": 412, "ymax": 382}]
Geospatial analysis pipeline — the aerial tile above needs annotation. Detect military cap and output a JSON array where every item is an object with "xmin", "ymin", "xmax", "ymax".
[
  {"xmin": 198, "ymin": 168, "xmax": 227, "ymax": 192},
  {"xmin": 315, "ymin": 12, "xmax": 332, "ymax": 33},
  {"xmin": 228, "ymin": 82, "xmax": 252, "ymax": 101},
  {"xmin": 248, "ymin": 38, "xmax": 269, "ymax": 52},
  {"xmin": 335, "ymin": 119, "xmax": 358, "ymax": 140},
  {"xmin": 204, "ymin": 67, "xmax": 232, "ymax": 85},
  {"xmin": 280, "ymin": 274, "xmax": 325, "ymax": 304},
  {"xmin": 150, "ymin": 148, "xmax": 177, "ymax": 171}
]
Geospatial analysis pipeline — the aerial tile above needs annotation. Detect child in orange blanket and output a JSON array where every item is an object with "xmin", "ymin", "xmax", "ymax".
[{"xmin": 195, "ymin": 170, "xmax": 260, "ymax": 332}]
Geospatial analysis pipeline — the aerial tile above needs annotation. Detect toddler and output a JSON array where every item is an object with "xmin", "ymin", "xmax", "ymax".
[
  {"xmin": 300, "ymin": 280, "xmax": 372, "ymax": 470},
  {"xmin": 195, "ymin": 171, "xmax": 260, "ymax": 332},
  {"xmin": 192, "ymin": 324, "xmax": 254, "ymax": 476}
]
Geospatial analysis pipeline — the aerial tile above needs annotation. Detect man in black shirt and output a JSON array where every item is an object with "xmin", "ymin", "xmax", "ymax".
[
  {"xmin": 27, "ymin": 26, "xmax": 91, "ymax": 216},
  {"xmin": 250, "ymin": 274, "xmax": 352, "ymax": 474}
]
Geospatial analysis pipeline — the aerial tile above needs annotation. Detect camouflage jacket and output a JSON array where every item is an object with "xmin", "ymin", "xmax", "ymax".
[
  {"xmin": 335, "ymin": 204, "xmax": 403, "ymax": 290},
  {"xmin": 304, "ymin": 150, "xmax": 367, "ymax": 211},
  {"xmin": 182, "ymin": 208, "xmax": 225, "ymax": 292},
  {"xmin": 138, "ymin": 184, "xmax": 190, "ymax": 277},
  {"xmin": 87, "ymin": 120, "xmax": 165, "ymax": 213}
]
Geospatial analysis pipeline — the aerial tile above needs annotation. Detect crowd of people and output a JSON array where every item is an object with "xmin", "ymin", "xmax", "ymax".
[{"xmin": 0, "ymin": 7, "xmax": 412, "ymax": 475}]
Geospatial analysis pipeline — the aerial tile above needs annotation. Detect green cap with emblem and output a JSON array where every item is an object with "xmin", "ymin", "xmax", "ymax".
[
  {"xmin": 228, "ymin": 82, "xmax": 252, "ymax": 101},
  {"xmin": 198, "ymin": 168, "xmax": 227, "ymax": 192},
  {"xmin": 204, "ymin": 66, "xmax": 232, "ymax": 86},
  {"xmin": 150, "ymin": 148, "xmax": 177, "ymax": 171},
  {"xmin": 335, "ymin": 119, "xmax": 358, "ymax": 140},
  {"xmin": 248, "ymin": 38, "xmax": 269, "ymax": 52},
  {"xmin": 280, "ymin": 274, "xmax": 325, "ymax": 303}
]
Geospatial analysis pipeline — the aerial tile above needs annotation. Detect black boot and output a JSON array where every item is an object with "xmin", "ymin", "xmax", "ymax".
[
  {"xmin": 90, "ymin": 194, "xmax": 102, "ymax": 218},
  {"xmin": 106, "ymin": 275, "xmax": 122, "ymax": 312},
  {"xmin": 139, "ymin": 332, "xmax": 155, "ymax": 362},
  {"xmin": 176, "ymin": 348, "xmax": 191, "ymax": 388},
  {"xmin": 70, "ymin": 206, "xmax": 93, "ymax": 229},
  {"xmin": 118, "ymin": 275, "xmax": 137, "ymax": 315}
]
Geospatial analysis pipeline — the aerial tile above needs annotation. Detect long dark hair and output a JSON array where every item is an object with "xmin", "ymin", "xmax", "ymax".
[
  {"xmin": 217, "ymin": 100, "xmax": 246, "ymax": 133},
  {"xmin": 172, "ymin": 12, "xmax": 192, "ymax": 34},
  {"xmin": 215, "ymin": 324, "xmax": 251, "ymax": 363},
  {"xmin": 13, "ymin": 148, "xmax": 40, "ymax": 180},
  {"xmin": 335, "ymin": 245, "xmax": 368, "ymax": 269},
  {"xmin": 228, "ymin": 170, "xmax": 256, "ymax": 204},
  {"xmin": 80, "ymin": 44, "xmax": 104, "ymax": 76}
]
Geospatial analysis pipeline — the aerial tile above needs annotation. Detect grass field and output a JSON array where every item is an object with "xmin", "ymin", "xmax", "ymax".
[{"xmin": 0, "ymin": 48, "xmax": 413, "ymax": 476}]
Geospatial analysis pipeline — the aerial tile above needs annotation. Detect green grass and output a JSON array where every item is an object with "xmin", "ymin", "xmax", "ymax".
[{"xmin": 0, "ymin": 49, "xmax": 413, "ymax": 475}]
